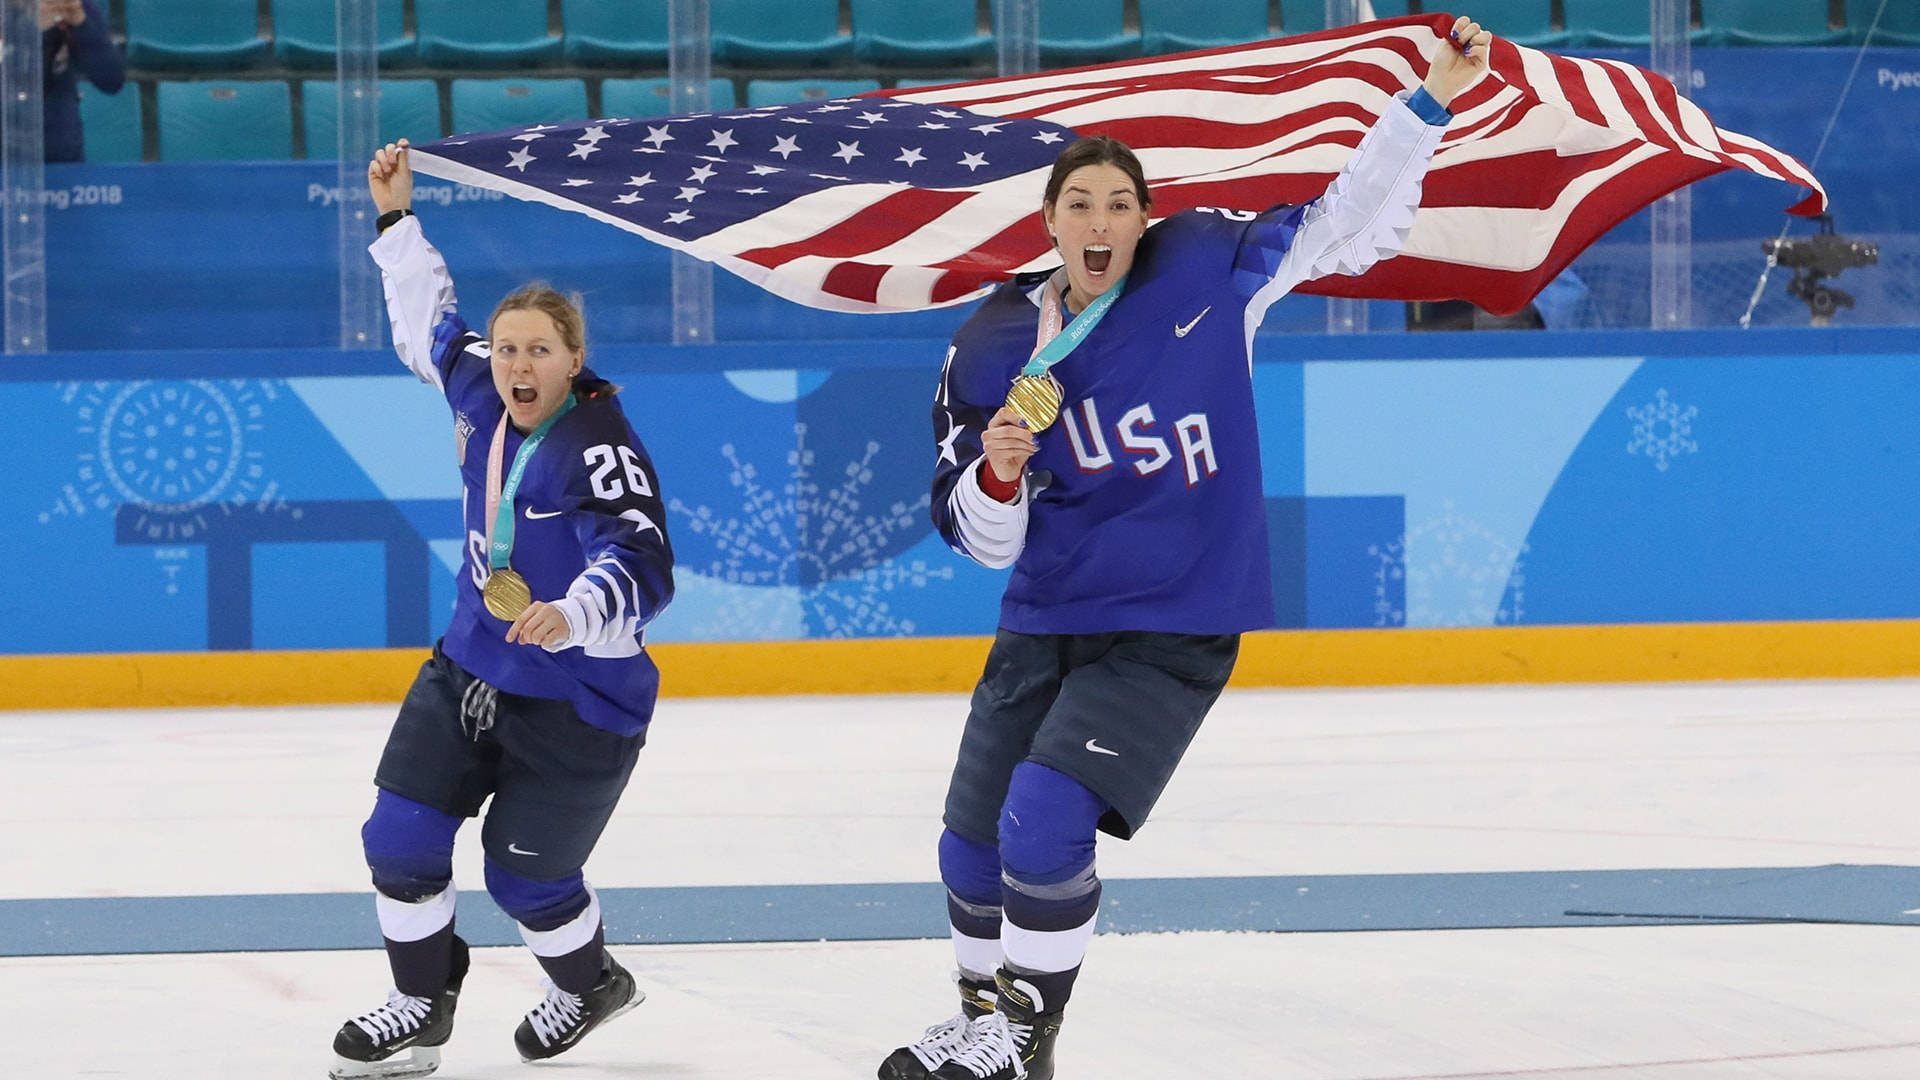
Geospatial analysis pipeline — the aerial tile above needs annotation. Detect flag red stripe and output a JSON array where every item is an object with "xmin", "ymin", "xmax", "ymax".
[{"xmin": 736, "ymin": 188, "xmax": 974, "ymax": 268}]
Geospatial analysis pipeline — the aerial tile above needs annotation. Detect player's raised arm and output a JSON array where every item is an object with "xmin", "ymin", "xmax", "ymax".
[
  {"xmin": 366, "ymin": 138, "xmax": 478, "ymax": 391},
  {"xmin": 1247, "ymin": 16, "xmax": 1491, "ymax": 294}
]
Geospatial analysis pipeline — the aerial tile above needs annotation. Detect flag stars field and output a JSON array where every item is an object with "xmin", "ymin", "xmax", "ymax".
[{"xmin": 407, "ymin": 14, "xmax": 1823, "ymax": 313}]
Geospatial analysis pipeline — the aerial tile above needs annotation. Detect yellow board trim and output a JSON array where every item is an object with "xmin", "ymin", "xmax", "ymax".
[{"xmin": 4, "ymin": 620, "xmax": 1916, "ymax": 711}]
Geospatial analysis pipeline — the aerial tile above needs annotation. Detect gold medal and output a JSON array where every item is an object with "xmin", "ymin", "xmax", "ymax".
[
  {"xmin": 482, "ymin": 568, "xmax": 533, "ymax": 621},
  {"xmin": 1005, "ymin": 372, "xmax": 1065, "ymax": 432}
]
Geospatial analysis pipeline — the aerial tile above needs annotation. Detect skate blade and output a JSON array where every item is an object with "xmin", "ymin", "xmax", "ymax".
[
  {"xmin": 328, "ymin": 1045, "xmax": 441, "ymax": 1080},
  {"xmin": 605, "ymin": 986, "xmax": 646, "ymax": 1024}
]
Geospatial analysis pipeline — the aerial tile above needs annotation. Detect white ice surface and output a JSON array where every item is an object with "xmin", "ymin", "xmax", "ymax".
[{"xmin": 4, "ymin": 679, "xmax": 1920, "ymax": 1077}]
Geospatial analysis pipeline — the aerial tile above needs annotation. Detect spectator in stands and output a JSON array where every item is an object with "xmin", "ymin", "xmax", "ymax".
[{"xmin": 38, "ymin": 0, "xmax": 125, "ymax": 162}]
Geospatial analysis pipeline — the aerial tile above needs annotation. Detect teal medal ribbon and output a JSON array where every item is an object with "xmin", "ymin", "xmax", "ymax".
[
  {"xmin": 488, "ymin": 394, "xmax": 576, "ymax": 572},
  {"xmin": 1004, "ymin": 272, "xmax": 1128, "ymax": 431},
  {"xmin": 1021, "ymin": 271, "xmax": 1128, "ymax": 378}
]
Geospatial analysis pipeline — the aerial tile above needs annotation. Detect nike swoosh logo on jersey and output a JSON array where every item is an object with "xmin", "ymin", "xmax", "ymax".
[
  {"xmin": 1173, "ymin": 306, "xmax": 1212, "ymax": 337},
  {"xmin": 1084, "ymin": 739, "xmax": 1120, "ymax": 757},
  {"xmin": 524, "ymin": 507, "xmax": 564, "ymax": 520},
  {"xmin": 508, "ymin": 842, "xmax": 541, "ymax": 856}
]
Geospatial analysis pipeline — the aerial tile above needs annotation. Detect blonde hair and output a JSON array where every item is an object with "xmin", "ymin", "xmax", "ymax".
[{"xmin": 488, "ymin": 283, "xmax": 586, "ymax": 365}]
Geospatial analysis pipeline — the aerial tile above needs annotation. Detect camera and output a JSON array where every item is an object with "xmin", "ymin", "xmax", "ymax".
[{"xmin": 1762, "ymin": 215, "xmax": 1878, "ymax": 324}]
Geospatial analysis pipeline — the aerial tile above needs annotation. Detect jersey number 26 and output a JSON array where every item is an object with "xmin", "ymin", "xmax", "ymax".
[{"xmin": 583, "ymin": 443, "xmax": 653, "ymax": 501}]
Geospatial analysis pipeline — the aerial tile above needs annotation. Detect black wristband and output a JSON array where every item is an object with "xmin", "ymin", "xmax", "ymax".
[{"xmin": 376, "ymin": 208, "xmax": 415, "ymax": 234}]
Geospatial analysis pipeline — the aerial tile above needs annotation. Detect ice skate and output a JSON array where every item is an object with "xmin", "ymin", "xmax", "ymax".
[
  {"xmin": 931, "ymin": 970, "xmax": 1062, "ymax": 1080},
  {"xmin": 878, "ymin": 972, "xmax": 998, "ymax": 1080},
  {"xmin": 513, "ymin": 953, "xmax": 644, "ymax": 1061},
  {"xmin": 329, "ymin": 936, "xmax": 470, "ymax": 1079}
]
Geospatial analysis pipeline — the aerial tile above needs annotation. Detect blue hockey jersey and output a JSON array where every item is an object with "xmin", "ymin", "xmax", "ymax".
[
  {"xmin": 372, "ymin": 216, "xmax": 675, "ymax": 736},
  {"xmin": 931, "ymin": 92, "xmax": 1446, "ymax": 636}
]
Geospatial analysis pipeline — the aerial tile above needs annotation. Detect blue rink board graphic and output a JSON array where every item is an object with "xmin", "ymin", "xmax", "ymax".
[
  {"xmin": 4, "ymin": 329, "xmax": 1918, "ymax": 654},
  {"xmin": 6, "ymin": 865, "xmax": 1918, "ymax": 957}
]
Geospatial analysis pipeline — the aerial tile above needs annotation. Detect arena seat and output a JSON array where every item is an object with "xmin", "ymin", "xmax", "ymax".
[
  {"xmin": 450, "ymin": 79, "xmax": 589, "ymax": 134},
  {"xmin": 1276, "ymin": 0, "xmax": 1416, "ymax": 36},
  {"xmin": 601, "ymin": 78, "xmax": 739, "ymax": 119},
  {"xmin": 561, "ymin": 0, "xmax": 668, "ymax": 66},
  {"xmin": 301, "ymin": 80, "xmax": 442, "ymax": 160},
  {"xmin": 156, "ymin": 80, "xmax": 292, "ymax": 162},
  {"xmin": 1033, "ymin": 0, "xmax": 1141, "ymax": 65},
  {"xmin": 125, "ymin": 0, "xmax": 271, "ymax": 70},
  {"xmin": 1429, "ymin": 0, "xmax": 1568, "ymax": 47},
  {"xmin": 415, "ymin": 0, "xmax": 562, "ymax": 67},
  {"xmin": 711, "ymin": 0, "xmax": 852, "ymax": 66},
  {"xmin": 78, "ymin": 84, "xmax": 142, "ymax": 163},
  {"xmin": 1699, "ymin": 0, "xmax": 1847, "ymax": 46},
  {"xmin": 273, "ymin": 0, "xmax": 413, "ymax": 70},
  {"xmin": 1849, "ymin": 0, "xmax": 1920, "ymax": 46},
  {"xmin": 745, "ymin": 79, "xmax": 883, "ymax": 109},
  {"xmin": 1140, "ymin": 0, "xmax": 1268, "ymax": 54},
  {"xmin": 850, "ymin": 0, "xmax": 994, "ymax": 66}
]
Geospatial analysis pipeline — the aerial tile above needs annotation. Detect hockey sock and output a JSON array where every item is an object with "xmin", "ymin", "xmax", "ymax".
[
  {"xmin": 362, "ymin": 790, "xmax": 462, "ymax": 996},
  {"xmin": 939, "ymin": 827, "xmax": 1004, "ymax": 980},
  {"xmin": 374, "ymin": 887, "xmax": 458, "ymax": 997},
  {"xmin": 487, "ymin": 860, "xmax": 605, "ymax": 994},
  {"xmin": 998, "ymin": 761, "xmax": 1106, "ymax": 1013}
]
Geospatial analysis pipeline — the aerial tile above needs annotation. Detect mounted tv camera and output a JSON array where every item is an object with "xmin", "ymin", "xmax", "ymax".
[{"xmin": 1763, "ymin": 215, "xmax": 1878, "ymax": 325}]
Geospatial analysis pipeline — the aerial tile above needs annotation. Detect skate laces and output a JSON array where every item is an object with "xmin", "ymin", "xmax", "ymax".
[
  {"xmin": 906, "ymin": 1012, "xmax": 976, "ymax": 1070},
  {"xmin": 525, "ymin": 979, "xmax": 586, "ymax": 1046},
  {"xmin": 947, "ymin": 1011, "xmax": 1031, "ymax": 1079},
  {"xmin": 350, "ymin": 990, "xmax": 433, "ymax": 1041}
]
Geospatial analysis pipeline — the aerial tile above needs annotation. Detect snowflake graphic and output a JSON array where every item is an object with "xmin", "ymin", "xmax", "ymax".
[
  {"xmin": 39, "ymin": 379, "xmax": 286, "ymax": 596},
  {"xmin": 1369, "ymin": 502, "xmax": 1528, "ymax": 627},
  {"xmin": 668, "ymin": 422, "xmax": 949, "ymax": 638},
  {"xmin": 1626, "ymin": 388, "xmax": 1698, "ymax": 471}
]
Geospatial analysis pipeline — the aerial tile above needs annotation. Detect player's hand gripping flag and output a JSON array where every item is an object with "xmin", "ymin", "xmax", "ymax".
[{"xmin": 407, "ymin": 13, "xmax": 1825, "ymax": 317}]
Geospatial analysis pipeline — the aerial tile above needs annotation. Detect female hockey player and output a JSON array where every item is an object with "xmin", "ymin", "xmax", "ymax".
[
  {"xmin": 329, "ymin": 139, "xmax": 675, "ymax": 1080},
  {"xmin": 887, "ymin": 16, "xmax": 1495, "ymax": 1080}
]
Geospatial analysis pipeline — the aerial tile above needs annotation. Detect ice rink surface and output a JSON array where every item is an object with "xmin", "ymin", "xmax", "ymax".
[{"xmin": 5, "ymin": 678, "xmax": 1920, "ymax": 1078}]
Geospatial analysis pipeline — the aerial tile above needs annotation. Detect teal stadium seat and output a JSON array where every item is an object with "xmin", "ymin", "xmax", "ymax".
[
  {"xmin": 1562, "ymin": 0, "xmax": 1712, "ymax": 47},
  {"xmin": 562, "ymin": 0, "xmax": 668, "ymax": 66},
  {"xmin": 273, "ymin": 0, "xmax": 413, "ymax": 70},
  {"xmin": 302, "ymin": 80, "xmax": 441, "ymax": 160},
  {"xmin": 746, "ymin": 79, "xmax": 883, "ymax": 109},
  {"xmin": 850, "ymin": 0, "xmax": 993, "ymax": 66},
  {"xmin": 1140, "ymin": 0, "xmax": 1268, "ymax": 54},
  {"xmin": 712, "ymin": 0, "xmax": 852, "ymax": 66},
  {"xmin": 1426, "ymin": 0, "xmax": 1567, "ymax": 48},
  {"xmin": 1277, "ymin": 0, "xmax": 1414, "ymax": 36},
  {"xmin": 1700, "ymin": 0, "xmax": 1847, "ymax": 46},
  {"xmin": 1851, "ymin": 0, "xmax": 1920, "ymax": 46},
  {"xmin": 601, "ymin": 78, "xmax": 739, "ymax": 119},
  {"xmin": 157, "ymin": 81, "xmax": 292, "ymax": 162},
  {"xmin": 125, "ymin": 0, "xmax": 270, "ymax": 69},
  {"xmin": 450, "ymin": 79, "xmax": 589, "ymax": 134},
  {"xmin": 1034, "ymin": 0, "xmax": 1141, "ymax": 66},
  {"xmin": 78, "ymin": 84, "xmax": 142, "ymax": 163},
  {"xmin": 416, "ymin": 0, "xmax": 563, "ymax": 67}
]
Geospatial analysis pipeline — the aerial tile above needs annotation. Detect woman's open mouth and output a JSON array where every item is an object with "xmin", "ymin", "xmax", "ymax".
[
  {"xmin": 1084, "ymin": 245, "xmax": 1113, "ymax": 275},
  {"xmin": 512, "ymin": 384, "xmax": 537, "ymax": 405}
]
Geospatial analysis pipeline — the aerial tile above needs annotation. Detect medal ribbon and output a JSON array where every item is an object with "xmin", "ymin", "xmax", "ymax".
[
  {"xmin": 483, "ymin": 394, "xmax": 577, "ymax": 572},
  {"xmin": 1022, "ymin": 271, "xmax": 1128, "ymax": 379}
]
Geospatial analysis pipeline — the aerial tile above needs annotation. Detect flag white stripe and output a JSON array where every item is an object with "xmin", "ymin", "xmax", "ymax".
[{"xmin": 1400, "ymin": 142, "xmax": 1670, "ymax": 270}]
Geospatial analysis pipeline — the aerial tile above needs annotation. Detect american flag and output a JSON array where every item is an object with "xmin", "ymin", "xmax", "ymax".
[{"xmin": 410, "ymin": 13, "xmax": 1826, "ymax": 317}]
